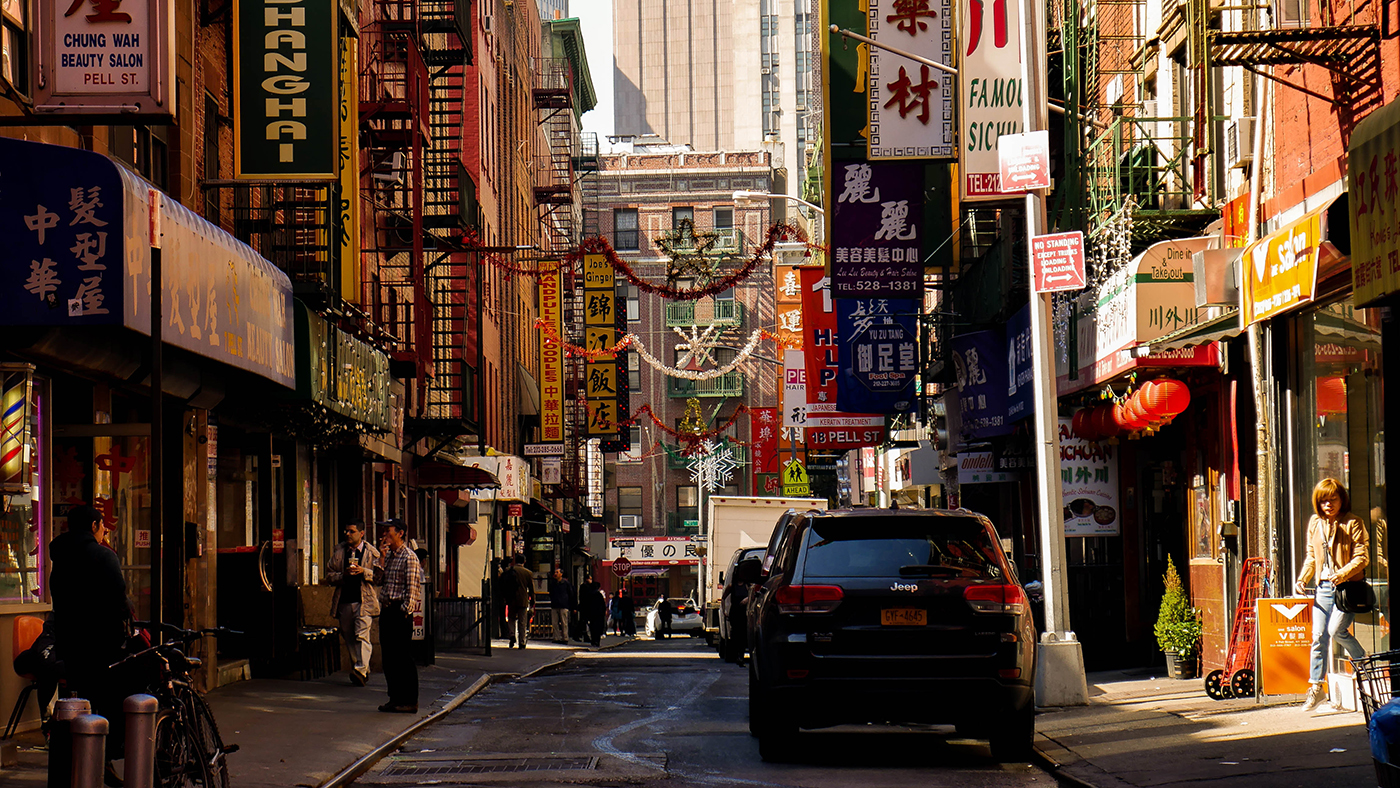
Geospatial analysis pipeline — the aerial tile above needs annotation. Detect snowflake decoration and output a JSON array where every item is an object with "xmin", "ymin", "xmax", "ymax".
[
  {"xmin": 687, "ymin": 440, "xmax": 738, "ymax": 492},
  {"xmin": 673, "ymin": 324, "xmax": 727, "ymax": 369}
]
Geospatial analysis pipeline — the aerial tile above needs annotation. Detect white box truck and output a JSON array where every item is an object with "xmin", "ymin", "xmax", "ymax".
[{"xmin": 703, "ymin": 496, "xmax": 828, "ymax": 624}]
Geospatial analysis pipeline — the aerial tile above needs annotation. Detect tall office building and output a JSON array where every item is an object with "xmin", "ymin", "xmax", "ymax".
[{"xmin": 612, "ymin": 0, "xmax": 817, "ymax": 198}]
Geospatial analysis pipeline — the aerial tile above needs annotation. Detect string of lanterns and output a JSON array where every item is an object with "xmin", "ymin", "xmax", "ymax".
[{"xmin": 1071, "ymin": 378, "xmax": 1191, "ymax": 442}]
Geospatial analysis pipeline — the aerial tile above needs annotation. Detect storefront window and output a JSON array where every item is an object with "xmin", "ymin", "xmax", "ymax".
[
  {"xmin": 0, "ymin": 372, "xmax": 44, "ymax": 604},
  {"xmin": 1292, "ymin": 297, "xmax": 1386, "ymax": 654}
]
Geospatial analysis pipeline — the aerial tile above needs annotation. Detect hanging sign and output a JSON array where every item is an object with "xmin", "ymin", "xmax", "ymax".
[
  {"xmin": 831, "ymin": 162, "xmax": 924, "ymax": 299},
  {"xmin": 1242, "ymin": 205, "xmax": 1340, "ymax": 324},
  {"xmin": 583, "ymin": 253, "xmax": 619, "ymax": 436},
  {"xmin": 951, "ymin": 329, "xmax": 1012, "ymax": 441},
  {"xmin": 1350, "ymin": 101, "xmax": 1400, "ymax": 307},
  {"xmin": 337, "ymin": 36, "xmax": 361, "ymax": 302},
  {"xmin": 538, "ymin": 269, "xmax": 565, "ymax": 442},
  {"xmin": 33, "ymin": 0, "xmax": 176, "ymax": 119},
  {"xmin": 800, "ymin": 268, "xmax": 887, "ymax": 447},
  {"xmin": 774, "ymin": 264, "xmax": 804, "ymax": 350},
  {"xmin": 837, "ymin": 298, "xmax": 920, "ymax": 414},
  {"xmin": 233, "ymin": 0, "xmax": 339, "ymax": 178},
  {"xmin": 1059, "ymin": 417, "xmax": 1120, "ymax": 536},
  {"xmin": 1032, "ymin": 231, "xmax": 1086, "ymax": 292},
  {"xmin": 750, "ymin": 408, "xmax": 780, "ymax": 493},
  {"xmin": 957, "ymin": 0, "xmax": 1026, "ymax": 200},
  {"xmin": 867, "ymin": 0, "xmax": 955, "ymax": 159},
  {"xmin": 998, "ymin": 130, "xmax": 1052, "ymax": 191}
]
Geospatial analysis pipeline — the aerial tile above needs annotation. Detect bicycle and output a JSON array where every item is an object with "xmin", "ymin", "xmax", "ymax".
[{"xmin": 113, "ymin": 622, "xmax": 241, "ymax": 788}]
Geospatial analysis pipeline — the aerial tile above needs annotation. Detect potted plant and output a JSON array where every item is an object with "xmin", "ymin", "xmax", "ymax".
[{"xmin": 1154, "ymin": 558, "xmax": 1203, "ymax": 679}]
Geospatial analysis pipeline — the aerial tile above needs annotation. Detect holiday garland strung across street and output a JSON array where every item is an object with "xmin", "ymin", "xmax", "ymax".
[
  {"xmin": 623, "ymin": 403, "xmax": 754, "ymax": 455},
  {"xmin": 465, "ymin": 223, "xmax": 812, "ymax": 301},
  {"xmin": 532, "ymin": 319, "xmax": 792, "ymax": 378}
]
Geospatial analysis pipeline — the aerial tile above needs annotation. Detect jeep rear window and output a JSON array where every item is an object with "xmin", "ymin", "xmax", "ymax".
[{"xmin": 799, "ymin": 516, "xmax": 1007, "ymax": 580}]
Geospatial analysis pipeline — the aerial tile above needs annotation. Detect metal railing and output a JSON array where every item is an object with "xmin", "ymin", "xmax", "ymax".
[
  {"xmin": 1085, "ymin": 115, "xmax": 1218, "ymax": 238},
  {"xmin": 666, "ymin": 371, "xmax": 745, "ymax": 398},
  {"xmin": 666, "ymin": 444, "xmax": 747, "ymax": 470},
  {"xmin": 665, "ymin": 298, "xmax": 744, "ymax": 327},
  {"xmin": 433, "ymin": 597, "xmax": 487, "ymax": 651}
]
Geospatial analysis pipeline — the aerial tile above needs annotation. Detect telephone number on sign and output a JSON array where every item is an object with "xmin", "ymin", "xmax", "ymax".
[{"xmin": 841, "ymin": 279, "xmax": 920, "ymax": 292}]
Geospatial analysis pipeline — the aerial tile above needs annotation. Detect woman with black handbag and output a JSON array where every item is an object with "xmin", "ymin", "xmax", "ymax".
[{"xmin": 1293, "ymin": 477, "xmax": 1370, "ymax": 712}]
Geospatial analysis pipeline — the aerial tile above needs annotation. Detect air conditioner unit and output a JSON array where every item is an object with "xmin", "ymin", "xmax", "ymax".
[
  {"xmin": 761, "ymin": 67, "xmax": 772, "ymax": 75},
  {"xmin": 619, "ymin": 515, "xmax": 641, "ymax": 529},
  {"xmin": 1140, "ymin": 100, "xmax": 1158, "ymax": 118},
  {"xmin": 372, "ymin": 151, "xmax": 407, "ymax": 184},
  {"xmin": 1274, "ymin": 0, "xmax": 1306, "ymax": 27},
  {"xmin": 1227, "ymin": 117, "xmax": 1256, "ymax": 169},
  {"xmin": 482, "ymin": 14, "xmax": 492, "ymax": 32}
]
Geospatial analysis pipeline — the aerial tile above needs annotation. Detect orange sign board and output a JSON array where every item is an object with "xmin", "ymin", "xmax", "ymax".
[
  {"xmin": 1241, "ymin": 207, "xmax": 1339, "ymax": 325},
  {"xmin": 1256, "ymin": 597, "xmax": 1313, "ymax": 696}
]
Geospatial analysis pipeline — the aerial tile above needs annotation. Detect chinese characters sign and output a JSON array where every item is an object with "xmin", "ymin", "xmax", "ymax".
[
  {"xmin": 538, "ymin": 269, "xmax": 564, "ymax": 442},
  {"xmin": 799, "ymin": 268, "xmax": 887, "ymax": 447},
  {"xmin": 774, "ymin": 264, "xmax": 804, "ymax": 349},
  {"xmin": 1005, "ymin": 304, "xmax": 1034, "ymax": 423},
  {"xmin": 867, "ymin": 0, "xmax": 954, "ymax": 159},
  {"xmin": 1351, "ymin": 104, "xmax": 1400, "ymax": 307},
  {"xmin": 608, "ymin": 536, "xmax": 700, "ymax": 565},
  {"xmin": 582, "ymin": 254, "xmax": 619, "ymax": 436},
  {"xmin": 831, "ymin": 162, "xmax": 924, "ymax": 298},
  {"xmin": 337, "ymin": 36, "xmax": 361, "ymax": 302},
  {"xmin": 749, "ymin": 408, "xmax": 780, "ymax": 493},
  {"xmin": 957, "ymin": 0, "xmax": 1025, "ymax": 199},
  {"xmin": 35, "ymin": 0, "xmax": 174, "ymax": 118},
  {"xmin": 951, "ymin": 329, "xmax": 1011, "ymax": 441},
  {"xmin": 1059, "ymin": 417, "xmax": 1120, "ymax": 536},
  {"xmin": 0, "ymin": 137, "xmax": 296, "ymax": 386},
  {"xmin": 836, "ymin": 298, "xmax": 919, "ymax": 414},
  {"xmin": 233, "ymin": 0, "xmax": 338, "ymax": 178}
]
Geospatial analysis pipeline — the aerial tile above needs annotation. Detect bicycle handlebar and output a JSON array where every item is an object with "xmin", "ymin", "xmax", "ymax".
[{"xmin": 132, "ymin": 621, "xmax": 244, "ymax": 642}]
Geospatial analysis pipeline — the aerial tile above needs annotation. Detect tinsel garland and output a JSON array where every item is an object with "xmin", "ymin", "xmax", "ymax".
[
  {"xmin": 623, "ymin": 404, "xmax": 754, "ymax": 454},
  {"xmin": 533, "ymin": 319, "xmax": 785, "ymax": 380}
]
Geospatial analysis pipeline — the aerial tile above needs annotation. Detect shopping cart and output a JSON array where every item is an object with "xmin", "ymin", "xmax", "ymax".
[
  {"xmin": 1204, "ymin": 557, "xmax": 1269, "ymax": 700},
  {"xmin": 1353, "ymin": 650, "xmax": 1400, "ymax": 788}
]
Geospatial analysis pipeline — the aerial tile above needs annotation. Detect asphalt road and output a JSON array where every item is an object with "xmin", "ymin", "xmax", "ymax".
[{"xmin": 354, "ymin": 636, "xmax": 1051, "ymax": 788}]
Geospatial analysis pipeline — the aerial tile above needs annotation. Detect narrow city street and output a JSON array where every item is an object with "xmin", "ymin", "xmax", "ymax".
[{"xmin": 352, "ymin": 638, "xmax": 1050, "ymax": 788}]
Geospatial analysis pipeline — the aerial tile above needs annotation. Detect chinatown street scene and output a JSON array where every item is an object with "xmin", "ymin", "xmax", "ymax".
[{"xmin": 0, "ymin": 0, "xmax": 1396, "ymax": 783}]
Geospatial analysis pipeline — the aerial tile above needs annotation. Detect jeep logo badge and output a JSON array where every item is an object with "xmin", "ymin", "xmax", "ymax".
[{"xmin": 890, "ymin": 581, "xmax": 918, "ymax": 592}]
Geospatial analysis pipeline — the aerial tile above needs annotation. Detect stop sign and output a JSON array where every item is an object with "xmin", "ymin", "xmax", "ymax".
[{"xmin": 611, "ymin": 557, "xmax": 633, "ymax": 577}]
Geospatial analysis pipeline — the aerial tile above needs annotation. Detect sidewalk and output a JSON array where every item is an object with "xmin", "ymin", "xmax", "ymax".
[
  {"xmin": 1035, "ymin": 668, "xmax": 1375, "ymax": 788},
  {"xmin": 0, "ymin": 634, "xmax": 632, "ymax": 788}
]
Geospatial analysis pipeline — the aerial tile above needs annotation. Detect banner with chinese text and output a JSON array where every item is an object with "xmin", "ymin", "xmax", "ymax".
[
  {"xmin": 800, "ymin": 267, "xmax": 888, "ymax": 448},
  {"xmin": 836, "ymin": 298, "xmax": 919, "ymax": 414},
  {"xmin": 867, "ymin": 0, "xmax": 954, "ymax": 159},
  {"xmin": 831, "ymin": 162, "xmax": 924, "ymax": 298},
  {"xmin": 583, "ymin": 254, "xmax": 619, "ymax": 436},
  {"xmin": 1059, "ymin": 417, "xmax": 1120, "ymax": 536},
  {"xmin": 538, "ymin": 269, "xmax": 564, "ymax": 442},
  {"xmin": 337, "ymin": 37, "xmax": 361, "ymax": 303},
  {"xmin": 951, "ymin": 329, "xmax": 1012, "ymax": 442},
  {"xmin": 750, "ymin": 408, "xmax": 780, "ymax": 493},
  {"xmin": 775, "ymin": 264, "xmax": 805, "ymax": 349}
]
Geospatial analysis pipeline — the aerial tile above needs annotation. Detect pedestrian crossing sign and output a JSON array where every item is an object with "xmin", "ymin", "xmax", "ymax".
[{"xmin": 782, "ymin": 460, "xmax": 809, "ymax": 496}]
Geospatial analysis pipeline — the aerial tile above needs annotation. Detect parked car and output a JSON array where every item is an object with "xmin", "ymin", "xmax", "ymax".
[
  {"xmin": 747, "ymin": 508, "xmax": 1036, "ymax": 762},
  {"xmin": 718, "ymin": 547, "xmax": 767, "ymax": 662},
  {"xmin": 645, "ymin": 598, "xmax": 704, "ymax": 637}
]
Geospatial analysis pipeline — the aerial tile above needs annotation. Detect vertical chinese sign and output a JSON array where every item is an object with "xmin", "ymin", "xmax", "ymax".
[
  {"xmin": 338, "ymin": 35, "xmax": 361, "ymax": 303},
  {"xmin": 749, "ymin": 408, "xmax": 780, "ymax": 494},
  {"xmin": 583, "ymin": 254, "xmax": 619, "ymax": 436},
  {"xmin": 233, "ymin": 0, "xmax": 338, "ymax": 178},
  {"xmin": 538, "ymin": 268, "xmax": 564, "ymax": 443},
  {"xmin": 774, "ymin": 264, "xmax": 805, "ymax": 350},
  {"xmin": 957, "ymin": 0, "xmax": 1026, "ymax": 200},
  {"xmin": 830, "ymin": 162, "xmax": 924, "ymax": 298},
  {"xmin": 1349, "ymin": 105, "xmax": 1400, "ymax": 308},
  {"xmin": 867, "ymin": 0, "xmax": 954, "ymax": 159}
]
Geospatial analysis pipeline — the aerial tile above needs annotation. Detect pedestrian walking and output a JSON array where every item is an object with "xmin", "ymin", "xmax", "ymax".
[
  {"xmin": 548, "ymin": 567, "xmax": 575, "ymax": 644},
  {"xmin": 1293, "ymin": 478, "xmax": 1369, "ymax": 711},
  {"xmin": 500, "ymin": 555, "xmax": 535, "ymax": 648},
  {"xmin": 376, "ymin": 518, "xmax": 423, "ymax": 713},
  {"xmin": 655, "ymin": 597, "xmax": 674, "ymax": 639},
  {"xmin": 610, "ymin": 593, "xmax": 624, "ymax": 635},
  {"xmin": 327, "ymin": 520, "xmax": 380, "ymax": 686},
  {"xmin": 620, "ymin": 588, "xmax": 637, "ymax": 636},
  {"xmin": 578, "ymin": 576, "xmax": 606, "ymax": 646},
  {"xmin": 50, "ymin": 504, "xmax": 133, "ymax": 782}
]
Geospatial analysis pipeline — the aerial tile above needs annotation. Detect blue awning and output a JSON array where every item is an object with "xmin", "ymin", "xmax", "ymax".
[{"xmin": 0, "ymin": 137, "xmax": 295, "ymax": 387}]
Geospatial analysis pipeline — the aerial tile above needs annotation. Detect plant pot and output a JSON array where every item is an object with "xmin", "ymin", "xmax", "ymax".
[{"xmin": 1165, "ymin": 650, "xmax": 1199, "ymax": 680}]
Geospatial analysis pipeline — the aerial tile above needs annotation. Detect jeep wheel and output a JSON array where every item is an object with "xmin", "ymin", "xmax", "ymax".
[{"xmin": 988, "ymin": 707, "xmax": 1035, "ymax": 762}]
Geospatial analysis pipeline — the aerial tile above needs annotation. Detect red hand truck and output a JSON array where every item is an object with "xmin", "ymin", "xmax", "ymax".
[{"xmin": 1204, "ymin": 557, "xmax": 1270, "ymax": 699}]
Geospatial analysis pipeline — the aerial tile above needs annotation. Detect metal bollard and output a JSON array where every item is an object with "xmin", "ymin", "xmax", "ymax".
[
  {"xmin": 69, "ymin": 713, "xmax": 108, "ymax": 788},
  {"xmin": 47, "ymin": 698, "xmax": 91, "ymax": 788},
  {"xmin": 123, "ymin": 695, "xmax": 159, "ymax": 788}
]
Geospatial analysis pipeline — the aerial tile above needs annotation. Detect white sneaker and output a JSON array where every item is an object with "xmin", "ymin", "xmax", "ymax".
[{"xmin": 1302, "ymin": 684, "xmax": 1327, "ymax": 711}]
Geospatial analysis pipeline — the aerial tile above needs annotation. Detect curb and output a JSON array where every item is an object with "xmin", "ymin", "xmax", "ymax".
[
  {"xmin": 314, "ymin": 638, "xmax": 637, "ymax": 788},
  {"xmin": 1032, "ymin": 736, "xmax": 1099, "ymax": 788}
]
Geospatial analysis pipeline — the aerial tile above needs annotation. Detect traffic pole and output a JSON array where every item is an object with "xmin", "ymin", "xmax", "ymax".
[{"xmin": 1019, "ymin": 0, "xmax": 1088, "ymax": 706}]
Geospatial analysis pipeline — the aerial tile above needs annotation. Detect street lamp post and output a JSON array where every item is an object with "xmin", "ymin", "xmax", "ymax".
[{"xmin": 731, "ymin": 191, "xmax": 825, "ymax": 245}]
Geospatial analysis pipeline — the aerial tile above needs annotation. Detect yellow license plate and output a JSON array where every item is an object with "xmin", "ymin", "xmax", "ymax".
[{"xmin": 881, "ymin": 608, "xmax": 926, "ymax": 626}]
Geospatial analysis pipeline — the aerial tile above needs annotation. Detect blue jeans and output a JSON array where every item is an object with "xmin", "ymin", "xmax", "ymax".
[{"xmin": 1310, "ymin": 581, "xmax": 1367, "ymax": 683}]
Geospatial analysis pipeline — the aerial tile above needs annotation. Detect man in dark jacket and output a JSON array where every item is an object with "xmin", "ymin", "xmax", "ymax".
[
  {"xmin": 50, "ymin": 504, "xmax": 132, "ymax": 767},
  {"xmin": 577, "ymin": 577, "xmax": 606, "ymax": 647},
  {"xmin": 499, "ymin": 556, "xmax": 534, "ymax": 648},
  {"xmin": 547, "ymin": 568, "xmax": 575, "ymax": 644}
]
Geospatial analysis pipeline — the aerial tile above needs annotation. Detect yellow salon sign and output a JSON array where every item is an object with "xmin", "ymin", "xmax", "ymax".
[{"xmin": 1242, "ymin": 208, "xmax": 1326, "ymax": 325}]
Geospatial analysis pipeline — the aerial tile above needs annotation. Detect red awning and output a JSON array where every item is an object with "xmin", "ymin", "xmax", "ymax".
[{"xmin": 416, "ymin": 460, "xmax": 500, "ymax": 490}]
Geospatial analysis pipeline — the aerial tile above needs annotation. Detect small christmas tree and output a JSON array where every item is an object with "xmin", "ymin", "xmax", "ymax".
[{"xmin": 1153, "ymin": 557, "xmax": 1203, "ymax": 657}]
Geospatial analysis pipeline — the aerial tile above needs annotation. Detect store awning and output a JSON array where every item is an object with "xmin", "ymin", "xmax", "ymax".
[
  {"xmin": 0, "ymin": 137, "xmax": 296, "ymax": 387},
  {"xmin": 518, "ymin": 364, "xmax": 541, "ymax": 416},
  {"xmin": 1146, "ymin": 308, "xmax": 1244, "ymax": 352},
  {"xmin": 416, "ymin": 460, "xmax": 500, "ymax": 490}
]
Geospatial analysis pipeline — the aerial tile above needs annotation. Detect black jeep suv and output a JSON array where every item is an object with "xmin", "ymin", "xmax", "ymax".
[{"xmin": 746, "ymin": 508, "xmax": 1036, "ymax": 761}]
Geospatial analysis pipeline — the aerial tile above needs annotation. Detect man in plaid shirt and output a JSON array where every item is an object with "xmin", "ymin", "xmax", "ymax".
[{"xmin": 377, "ymin": 518, "xmax": 423, "ymax": 713}]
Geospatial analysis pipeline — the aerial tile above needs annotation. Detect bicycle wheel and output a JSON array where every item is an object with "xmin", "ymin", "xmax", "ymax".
[
  {"xmin": 154, "ymin": 710, "xmax": 212, "ymax": 788},
  {"xmin": 183, "ymin": 691, "xmax": 231, "ymax": 788}
]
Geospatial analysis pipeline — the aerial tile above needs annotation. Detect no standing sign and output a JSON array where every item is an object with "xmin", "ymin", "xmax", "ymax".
[{"xmin": 1032, "ymin": 231, "xmax": 1087, "ymax": 293}]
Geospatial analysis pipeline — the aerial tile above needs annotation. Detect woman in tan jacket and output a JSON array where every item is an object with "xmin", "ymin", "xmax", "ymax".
[{"xmin": 1293, "ymin": 478, "xmax": 1369, "ymax": 711}]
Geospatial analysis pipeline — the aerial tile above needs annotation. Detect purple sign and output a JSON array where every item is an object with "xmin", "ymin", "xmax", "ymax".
[
  {"xmin": 1006, "ymin": 304, "xmax": 1034, "ymax": 423},
  {"xmin": 831, "ymin": 162, "xmax": 923, "ymax": 298},
  {"xmin": 837, "ymin": 298, "xmax": 920, "ymax": 414},
  {"xmin": 951, "ymin": 329, "xmax": 1013, "ymax": 440}
]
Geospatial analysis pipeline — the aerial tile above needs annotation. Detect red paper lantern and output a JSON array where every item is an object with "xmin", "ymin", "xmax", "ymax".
[
  {"xmin": 1149, "ymin": 378, "xmax": 1191, "ymax": 416},
  {"xmin": 1072, "ymin": 409, "xmax": 1092, "ymax": 440},
  {"xmin": 1095, "ymin": 405, "xmax": 1120, "ymax": 437},
  {"xmin": 1316, "ymin": 376, "xmax": 1347, "ymax": 415},
  {"xmin": 1122, "ymin": 396, "xmax": 1151, "ymax": 431}
]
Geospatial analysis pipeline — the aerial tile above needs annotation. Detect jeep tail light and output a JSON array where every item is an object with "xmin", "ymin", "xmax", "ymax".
[
  {"xmin": 775, "ymin": 584, "xmax": 844, "ymax": 614},
  {"xmin": 964, "ymin": 584, "xmax": 1027, "ymax": 615}
]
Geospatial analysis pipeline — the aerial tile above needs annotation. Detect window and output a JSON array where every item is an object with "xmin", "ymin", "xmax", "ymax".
[
  {"xmin": 614, "ymin": 208, "xmax": 639, "ymax": 250},
  {"xmin": 111, "ymin": 125, "xmax": 170, "ymax": 194},
  {"xmin": 618, "ymin": 486, "xmax": 643, "ymax": 517},
  {"xmin": 713, "ymin": 206, "xmax": 733, "ymax": 230},
  {"xmin": 678, "ymin": 486, "xmax": 699, "ymax": 508},
  {"xmin": 204, "ymin": 95, "xmax": 221, "ymax": 224},
  {"xmin": 2, "ymin": 0, "xmax": 27, "ymax": 94},
  {"xmin": 672, "ymin": 206, "xmax": 694, "ymax": 229},
  {"xmin": 624, "ymin": 283, "xmax": 640, "ymax": 322},
  {"xmin": 628, "ymin": 352, "xmax": 640, "ymax": 389}
]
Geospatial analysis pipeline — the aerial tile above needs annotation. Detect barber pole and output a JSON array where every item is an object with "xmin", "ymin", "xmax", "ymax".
[{"xmin": 0, "ymin": 364, "xmax": 35, "ymax": 493}]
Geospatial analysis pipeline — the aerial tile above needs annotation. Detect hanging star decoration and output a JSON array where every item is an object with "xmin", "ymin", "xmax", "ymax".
[
  {"xmin": 657, "ymin": 218, "xmax": 731, "ymax": 289},
  {"xmin": 673, "ymin": 324, "xmax": 727, "ymax": 369},
  {"xmin": 687, "ymin": 439, "xmax": 739, "ymax": 493}
]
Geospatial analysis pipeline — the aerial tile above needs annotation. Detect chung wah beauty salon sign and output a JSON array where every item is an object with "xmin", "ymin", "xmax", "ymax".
[{"xmin": 33, "ymin": 0, "xmax": 176, "ymax": 117}]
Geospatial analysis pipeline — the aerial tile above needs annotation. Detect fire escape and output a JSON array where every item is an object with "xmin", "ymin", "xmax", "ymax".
[{"xmin": 361, "ymin": 0, "xmax": 478, "ymax": 440}]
